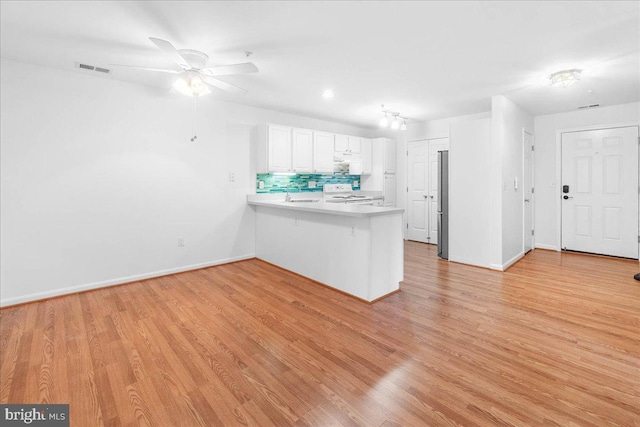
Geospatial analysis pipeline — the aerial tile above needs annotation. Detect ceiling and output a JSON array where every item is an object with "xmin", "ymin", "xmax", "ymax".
[{"xmin": 1, "ymin": 1, "xmax": 638, "ymax": 128}]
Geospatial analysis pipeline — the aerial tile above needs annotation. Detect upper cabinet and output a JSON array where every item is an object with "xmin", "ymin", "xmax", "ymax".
[
  {"xmin": 313, "ymin": 132, "xmax": 335, "ymax": 173},
  {"xmin": 383, "ymin": 139, "xmax": 396, "ymax": 174},
  {"xmin": 257, "ymin": 123, "xmax": 368, "ymax": 175},
  {"xmin": 292, "ymin": 128, "xmax": 313, "ymax": 173},
  {"xmin": 267, "ymin": 125, "xmax": 292, "ymax": 173},
  {"xmin": 335, "ymin": 134, "xmax": 360, "ymax": 154},
  {"xmin": 360, "ymin": 138, "xmax": 372, "ymax": 175}
]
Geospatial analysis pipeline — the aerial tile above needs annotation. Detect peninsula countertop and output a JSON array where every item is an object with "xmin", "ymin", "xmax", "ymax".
[{"xmin": 247, "ymin": 196, "xmax": 403, "ymax": 218}]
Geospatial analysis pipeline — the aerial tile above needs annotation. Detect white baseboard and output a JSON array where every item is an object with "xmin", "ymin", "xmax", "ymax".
[
  {"xmin": 449, "ymin": 256, "xmax": 492, "ymax": 270},
  {"xmin": 0, "ymin": 253, "xmax": 256, "ymax": 307},
  {"xmin": 535, "ymin": 243, "xmax": 558, "ymax": 251},
  {"xmin": 488, "ymin": 264, "xmax": 504, "ymax": 271},
  {"xmin": 502, "ymin": 251, "xmax": 524, "ymax": 270},
  {"xmin": 450, "ymin": 253, "xmax": 523, "ymax": 272}
]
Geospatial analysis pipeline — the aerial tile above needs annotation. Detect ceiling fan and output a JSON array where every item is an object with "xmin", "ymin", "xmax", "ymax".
[{"xmin": 111, "ymin": 37, "xmax": 258, "ymax": 96}]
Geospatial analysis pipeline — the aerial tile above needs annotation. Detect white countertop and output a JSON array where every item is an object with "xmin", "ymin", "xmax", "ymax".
[{"xmin": 247, "ymin": 198, "xmax": 403, "ymax": 218}]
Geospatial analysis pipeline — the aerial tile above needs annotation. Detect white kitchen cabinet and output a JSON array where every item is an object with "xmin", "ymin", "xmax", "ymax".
[
  {"xmin": 334, "ymin": 134, "xmax": 349, "ymax": 152},
  {"xmin": 292, "ymin": 128, "xmax": 313, "ymax": 173},
  {"xmin": 348, "ymin": 136, "xmax": 361, "ymax": 153},
  {"xmin": 267, "ymin": 124, "xmax": 292, "ymax": 172},
  {"xmin": 383, "ymin": 174, "xmax": 397, "ymax": 207},
  {"xmin": 361, "ymin": 138, "xmax": 372, "ymax": 174},
  {"xmin": 335, "ymin": 134, "xmax": 361, "ymax": 154},
  {"xmin": 384, "ymin": 139, "xmax": 396, "ymax": 174},
  {"xmin": 361, "ymin": 138, "xmax": 396, "ymax": 192},
  {"xmin": 313, "ymin": 131, "xmax": 335, "ymax": 173},
  {"xmin": 372, "ymin": 198, "xmax": 384, "ymax": 207}
]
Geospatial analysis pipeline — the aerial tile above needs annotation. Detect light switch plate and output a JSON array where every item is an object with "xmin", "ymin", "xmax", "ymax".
[
  {"xmin": 308, "ymin": 181, "xmax": 316, "ymax": 188},
  {"xmin": 259, "ymin": 181, "xmax": 265, "ymax": 189}
]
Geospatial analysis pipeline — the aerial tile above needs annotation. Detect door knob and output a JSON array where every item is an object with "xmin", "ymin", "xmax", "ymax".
[
  {"xmin": 423, "ymin": 195, "xmax": 428, "ymax": 198},
  {"xmin": 524, "ymin": 199, "xmax": 530, "ymax": 202},
  {"xmin": 563, "ymin": 195, "xmax": 573, "ymax": 200}
]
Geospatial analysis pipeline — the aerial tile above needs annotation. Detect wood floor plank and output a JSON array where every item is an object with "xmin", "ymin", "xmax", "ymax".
[{"xmin": 1, "ymin": 242, "xmax": 638, "ymax": 426}]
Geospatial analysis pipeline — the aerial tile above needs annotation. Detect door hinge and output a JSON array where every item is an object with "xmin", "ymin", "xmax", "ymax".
[
  {"xmin": 638, "ymin": 235, "xmax": 640, "ymax": 243},
  {"xmin": 531, "ymin": 145, "xmax": 535, "ymax": 151},
  {"xmin": 406, "ymin": 187, "xmax": 409, "ymax": 192},
  {"xmin": 531, "ymin": 187, "xmax": 535, "ymax": 193},
  {"xmin": 407, "ymin": 150, "xmax": 409, "ymax": 155},
  {"xmin": 532, "ymin": 230, "xmax": 535, "ymax": 236},
  {"xmin": 406, "ymin": 223, "xmax": 408, "ymax": 229}
]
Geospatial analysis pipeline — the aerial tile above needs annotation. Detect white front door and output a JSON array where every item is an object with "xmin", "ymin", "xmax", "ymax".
[
  {"xmin": 523, "ymin": 131, "xmax": 534, "ymax": 253},
  {"xmin": 561, "ymin": 126, "xmax": 639, "ymax": 258},
  {"xmin": 428, "ymin": 138, "xmax": 449, "ymax": 245},
  {"xmin": 407, "ymin": 140, "xmax": 429, "ymax": 242}
]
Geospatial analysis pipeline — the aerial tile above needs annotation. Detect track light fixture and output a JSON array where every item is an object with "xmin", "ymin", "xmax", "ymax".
[{"xmin": 379, "ymin": 105, "xmax": 407, "ymax": 131}]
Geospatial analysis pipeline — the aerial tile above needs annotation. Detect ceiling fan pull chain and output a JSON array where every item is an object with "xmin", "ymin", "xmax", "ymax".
[{"xmin": 190, "ymin": 95, "xmax": 198, "ymax": 142}]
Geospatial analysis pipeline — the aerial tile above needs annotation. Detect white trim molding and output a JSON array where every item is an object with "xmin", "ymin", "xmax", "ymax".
[{"xmin": 0, "ymin": 254, "xmax": 256, "ymax": 307}]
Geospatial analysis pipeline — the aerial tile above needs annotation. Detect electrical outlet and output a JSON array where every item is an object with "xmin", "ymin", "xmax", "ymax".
[
  {"xmin": 259, "ymin": 180, "xmax": 265, "ymax": 189},
  {"xmin": 229, "ymin": 172, "xmax": 235, "ymax": 182},
  {"xmin": 177, "ymin": 238, "xmax": 184, "ymax": 247},
  {"xmin": 353, "ymin": 180, "xmax": 359, "ymax": 187},
  {"xmin": 308, "ymin": 181, "xmax": 316, "ymax": 189}
]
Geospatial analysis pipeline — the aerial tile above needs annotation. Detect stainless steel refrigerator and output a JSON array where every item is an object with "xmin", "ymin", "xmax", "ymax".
[{"xmin": 437, "ymin": 150, "xmax": 449, "ymax": 259}]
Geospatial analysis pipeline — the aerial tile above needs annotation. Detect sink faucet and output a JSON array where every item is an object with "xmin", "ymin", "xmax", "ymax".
[{"xmin": 285, "ymin": 182, "xmax": 302, "ymax": 202}]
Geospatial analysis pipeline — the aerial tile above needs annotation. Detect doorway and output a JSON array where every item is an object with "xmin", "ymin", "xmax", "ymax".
[
  {"xmin": 407, "ymin": 137, "xmax": 449, "ymax": 244},
  {"xmin": 561, "ymin": 126, "xmax": 639, "ymax": 258}
]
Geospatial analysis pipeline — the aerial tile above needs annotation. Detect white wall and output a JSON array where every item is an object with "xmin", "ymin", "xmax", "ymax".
[
  {"xmin": 396, "ymin": 112, "xmax": 491, "ymax": 238},
  {"xmin": 0, "ymin": 58, "xmax": 371, "ymax": 306},
  {"xmin": 449, "ymin": 118, "xmax": 492, "ymax": 267},
  {"xmin": 492, "ymin": 95, "xmax": 534, "ymax": 268},
  {"xmin": 533, "ymin": 102, "xmax": 640, "ymax": 250}
]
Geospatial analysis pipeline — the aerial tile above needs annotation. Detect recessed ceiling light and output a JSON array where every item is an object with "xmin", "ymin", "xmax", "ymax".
[{"xmin": 322, "ymin": 89, "xmax": 334, "ymax": 99}]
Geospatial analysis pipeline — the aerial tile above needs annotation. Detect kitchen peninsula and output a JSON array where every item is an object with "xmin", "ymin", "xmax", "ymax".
[{"xmin": 247, "ymin": 195, "xmax": 404, "ymax": 302}]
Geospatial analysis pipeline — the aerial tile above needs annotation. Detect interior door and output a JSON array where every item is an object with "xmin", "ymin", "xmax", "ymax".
[
  {"xmin": 561, "ymin": 126, "xmax": 639, "ymax": 258},
  {"xmin": 407, "ymin": 140, "xmax": 429, "ymax": 242},
  {"xmin": 428, "ymin": 138, "xmax": 450, "ymax": 245},
  {"xmin": 523, "ymin": 131, "xmax": 534, "ymax": 253}
]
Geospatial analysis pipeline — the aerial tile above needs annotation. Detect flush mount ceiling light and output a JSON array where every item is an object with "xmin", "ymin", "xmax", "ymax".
[
  {"xmin": 379, "ymin": 105, "xmax": 407, "ymax": 131},
  {"xmin": 322, "ymin": 89, "xmax": 334, "ymax": 99},
  {"xmin": 549, "ymin": 69, "xmax": 582, "ymax": 88}
]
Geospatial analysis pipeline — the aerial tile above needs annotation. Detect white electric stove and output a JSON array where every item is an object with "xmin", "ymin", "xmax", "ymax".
[{"xmin": 323, "ymin": 184, "xmax": 374, "ymax": 205}]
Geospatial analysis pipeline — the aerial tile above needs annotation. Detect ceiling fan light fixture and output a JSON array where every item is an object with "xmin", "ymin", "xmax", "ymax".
[
  {"xmin": 173, "ymin": 72, "xmax": 211, "ymax": 97},
  {"xmin": 400, "ymin": 118, "xmax": 407, "ymax": 131},
  {"xmin": 549, "ymin": 69, "xmax": 582, "ymax": 88}
]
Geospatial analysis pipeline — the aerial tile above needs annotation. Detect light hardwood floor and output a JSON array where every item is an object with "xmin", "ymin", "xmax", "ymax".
[{"xmin": 1, "ymin": 242, "xmax": 638, "ymax": 426}]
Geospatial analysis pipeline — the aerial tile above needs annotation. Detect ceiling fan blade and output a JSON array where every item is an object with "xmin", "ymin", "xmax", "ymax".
[
  {"xmin": 110, "ymin": 64, "xmax": 180, "ymax": 74},
  {"xmin": 202, "ymin": 62, "xmax": 258, "ymax": 76},
  {"xmin": 201, "ymin": 75, "xmax": 247, "ymax": 94},
  {"xmin": 149, "ymin": 37, "xmax": 190, "ymax": 68}
]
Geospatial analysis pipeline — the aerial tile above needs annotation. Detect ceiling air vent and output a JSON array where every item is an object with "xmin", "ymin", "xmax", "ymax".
[
  {"xmin": 578, "ymin": 104, "xmax": 600, "ymax": 110},
  {"xmin": 75, "ymin": 62, "xmax": 110, "ymax": 74}
]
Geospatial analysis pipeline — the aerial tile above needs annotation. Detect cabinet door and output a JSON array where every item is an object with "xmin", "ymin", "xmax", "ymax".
[
  {"xmin": 384, "ymin": 174, "xmax": 396, "ymax": 207},
  {"xmin": 268, "ymin": 125, "xmax": 292, "ymax": 172},
  {"xmin": 348, "ymin": 136, "xmax": 361, "ymax": 153},
  {"xmin": 313, "ymin": 132, "xmax": 335, "ymax": 173},
  {"xmin": 334, "ymin": 134, "xmax": 349, "ymax": 152},
  {"xmin": 360, "ymin": 138, "xmax": 372, "ymax": 174},
  {"xmin": 384, "ymin": 139, "xmax": 396, "ymax": 174},
  {"xmin": 292, "ymin": 128, "xmax": 313, "ymax": 173}
]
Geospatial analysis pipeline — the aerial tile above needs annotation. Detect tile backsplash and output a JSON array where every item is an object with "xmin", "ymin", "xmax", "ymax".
[{"xmin": 256, "ymin": 173, "xmax": 360, "ymax": 193}]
